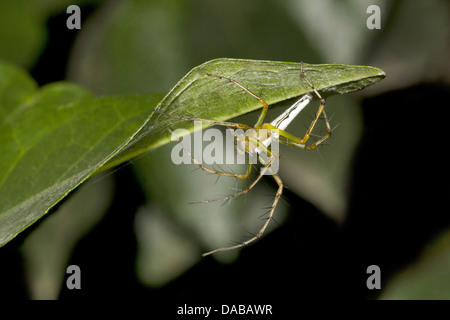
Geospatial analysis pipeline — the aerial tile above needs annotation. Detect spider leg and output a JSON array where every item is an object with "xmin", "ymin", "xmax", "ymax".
[
  {"xmin": 168, "ymin": 127, "xmax": 253, "ymax": 179},
  {"xmin": 299, "ymin": 63, "xmax": 332, "ymax": 149},
  {"xmin": 201, "ymin": 71, "xmax": 270, "ymax": 128},
  {"xmin": 157, "ymin": 111, "xmax": 251, "ymax": 130},
  {"xmin": 203, "ymin": 169, "xmax": 283, "ymax": 257},
  {"xmin": 190, "ymin": 151, "xmax": 275, "ymax": 205}
]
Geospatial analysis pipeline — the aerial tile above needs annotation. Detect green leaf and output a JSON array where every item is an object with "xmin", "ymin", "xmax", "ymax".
[
  {"xmin": 0, "ymin": 58, "xmax": 384, "ymax": 247},
  {"xmin": 0, "ymin": 61, "xmax": 162, "ymax": 247},
  {"xmin": 106, "ymin": 58, "xmax": 385, "ymax": 169}
]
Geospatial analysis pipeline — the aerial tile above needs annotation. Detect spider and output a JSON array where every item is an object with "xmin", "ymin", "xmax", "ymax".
[{"xmin": 158, "ymin": 63, "xmax": 331, "ymax": 256}]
